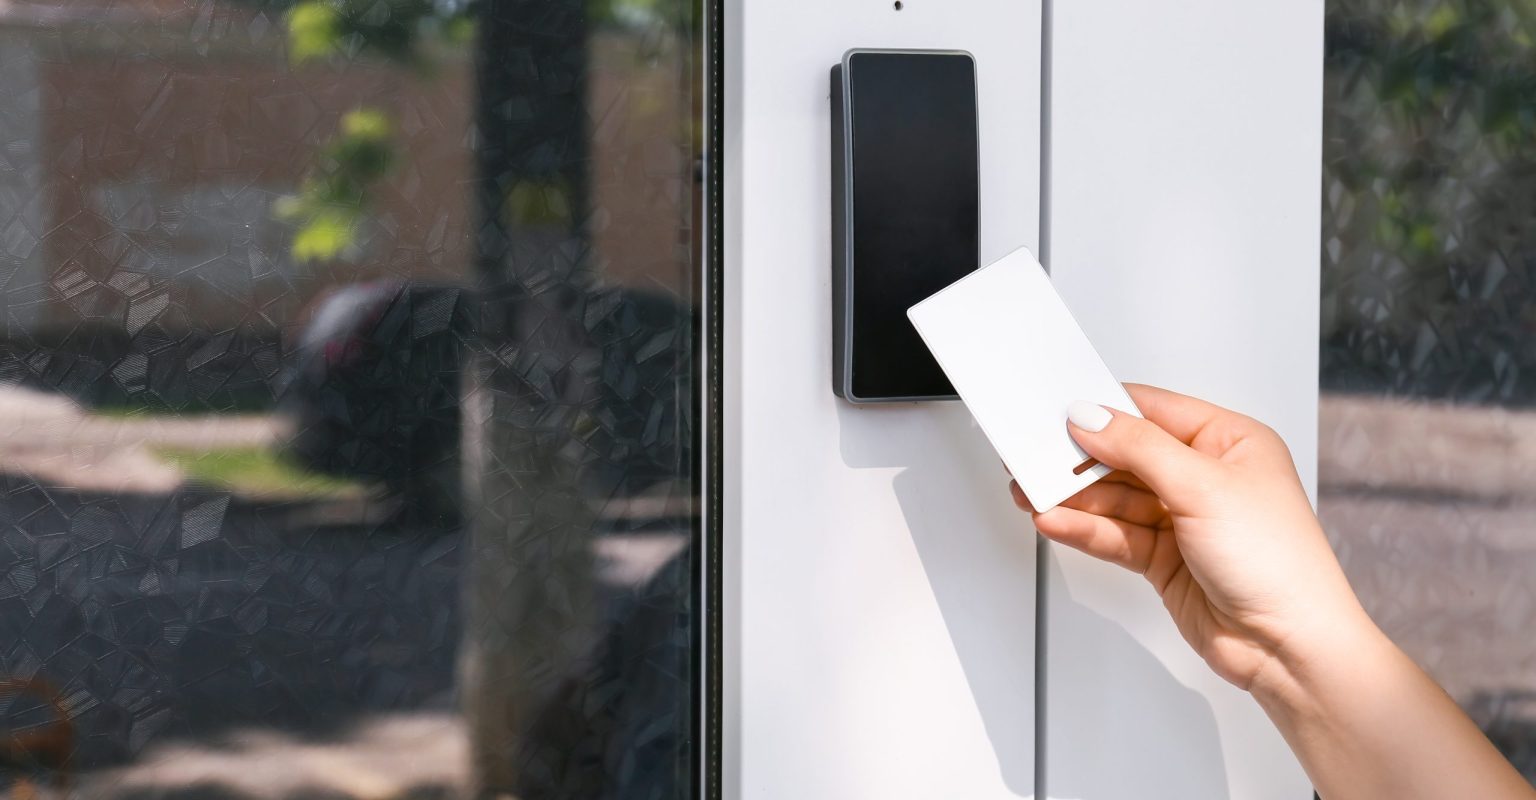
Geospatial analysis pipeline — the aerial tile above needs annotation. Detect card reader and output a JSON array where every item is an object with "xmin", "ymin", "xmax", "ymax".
[{"xmin": 832, "ymin": 49, "xmax": 980, "ymax": 403}]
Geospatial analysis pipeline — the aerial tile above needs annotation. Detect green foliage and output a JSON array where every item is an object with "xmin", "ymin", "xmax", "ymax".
[
  {"xmin": 276, "ymin": 0, "xmax": 696, "ymax": 263},
  {"xmin": 587, "ymin": 0, "xmax": 693, "ymax": 32},
  {"xmin": 283, "ymin": 0, "xmax": 469, "ymax": 66},
  {"xmin": 1324, "ymin": 0, "xmax": 1536, "ymax": 404},
  {"xmin": 279, "ymin": 0, "xmax": 479, "ymax": 263},
  {"xmin": 285, "ymin": 1, "xmax": 341, "ymax": 61},
  {"xmin": 276, "ymin": 108, "xmax": 395, "ymax": 262},
  {"xmin": 156, "ymin": 445, "xmax": 368, "ymax": 499},
  {"xmin": 505, "ymin": 180, "xmax": 576, "ymax": 227}
]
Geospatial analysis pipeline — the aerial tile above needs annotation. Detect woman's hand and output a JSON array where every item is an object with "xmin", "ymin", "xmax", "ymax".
[
  {"xmin": 1014, "ymin": 384, "xmax": 1536, "ymax": 800},
  {"xmin": 1012, "ymin": 383, "xmax": 1366, "ymax": 690}
]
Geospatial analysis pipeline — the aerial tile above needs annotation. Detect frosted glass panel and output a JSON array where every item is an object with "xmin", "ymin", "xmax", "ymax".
[
  {"xmin": 1323, "ymin": 0, "xmax": 1536, "ymax": 783},
  {"xmin": 0, "ymin": 0, "xmax": 708, "ymax": 795}
]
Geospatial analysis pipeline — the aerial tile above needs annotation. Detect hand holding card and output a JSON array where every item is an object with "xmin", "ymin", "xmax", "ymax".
[{"xmin": 907, "ymin": 248, "xmax": 1142, "ymax": 512}]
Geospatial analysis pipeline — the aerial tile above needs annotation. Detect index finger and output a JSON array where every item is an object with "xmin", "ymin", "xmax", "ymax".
[{"xmin": 1123, "ymin": 383, "xmax": 1234, "ymax": 446}]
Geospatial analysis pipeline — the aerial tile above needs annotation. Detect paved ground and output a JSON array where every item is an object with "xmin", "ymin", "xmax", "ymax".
[
  {"xmin": 0, "ymin": 384, "xmax": 695, "ymax": 798},
  {"xmin": 63, "ymin": 712, "xmax": 467, "ymax": 800},
  {"xmin": 0, "ymin": 477, "xmax": 466, "ymax": 775},
  {"xmin": 0, "ymin": 387, "xmax": 287, "ymax": 496},
  {"xmin": 0, "ymin": 385, "xmax": 464, "ymax": 794},
  {"xmin": 1319, "ymin": 394, "xmax": 1536, "ymax": 779},
  {"xmin": 3, "ymin": 389, "xmax": 1532, "ymax": 794},
  {"xmin": 1320, "ymin": 393, "xmax": 1536, "ymax": 504},
  {"xmin": 1319, "ymin": 395, "xmax": 1536, "ymax": 697}
]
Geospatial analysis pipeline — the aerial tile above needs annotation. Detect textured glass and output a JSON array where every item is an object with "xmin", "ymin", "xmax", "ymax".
[
  {"xmin": 1323, "ymin": 0, "xmax": 1536, "ymax": 783},
  {"xmin": 0, "ymin": 0, "xmax": 704, "ymax": 795}
]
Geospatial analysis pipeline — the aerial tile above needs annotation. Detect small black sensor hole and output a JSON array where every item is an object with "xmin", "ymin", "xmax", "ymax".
[{"xmin": 893, "ymin": 1, "xmax": 903, "ymax": 9}]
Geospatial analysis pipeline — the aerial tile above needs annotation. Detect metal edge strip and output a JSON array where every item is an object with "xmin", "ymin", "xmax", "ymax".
[
  {"xmin": 1034, "ymin": 1, "xmax": 1053, "ymax": 797},
  {"xmin": 697, "ymin": 0, "xmax": 725, "ymax": 796}
]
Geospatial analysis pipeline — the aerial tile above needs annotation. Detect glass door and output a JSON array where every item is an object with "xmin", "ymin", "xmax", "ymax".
[{"xmin": 0, "ymin": 0, "xmax": 718, "ymax": 795}]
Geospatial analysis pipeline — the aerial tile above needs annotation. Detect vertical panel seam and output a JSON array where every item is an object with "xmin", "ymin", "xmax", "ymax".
[{"xmin": 1034, "ymin": 0, "xmax": 1053, "ymax": 796}]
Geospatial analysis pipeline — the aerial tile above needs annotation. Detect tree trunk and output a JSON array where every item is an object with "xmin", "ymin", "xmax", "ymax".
[{"xmin": 459, "ymin": 0, "xmax": 598, "ymax": 795}]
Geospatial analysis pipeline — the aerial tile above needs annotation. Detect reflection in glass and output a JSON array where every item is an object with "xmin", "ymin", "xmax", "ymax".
[
  {"xmin": 1324, "ymin": 0, "xmax": 1536, "ymax": 784},
  {"xmin": 0, "ymin": 0, "xmax": 704, "ymax": 794}
]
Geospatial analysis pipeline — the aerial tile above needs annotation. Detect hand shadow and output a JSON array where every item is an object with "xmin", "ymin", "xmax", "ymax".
[
  {"xmin": 843, "ymin": 402, "xmax": 1230, "ymax": 799},
  {"xmin": 841, "ymin": 401, "xmax": 1036, "ymax": 795},
  {"xmin": 1038, "ymin": 554, "xmax": 1231, "ymax": 799}
]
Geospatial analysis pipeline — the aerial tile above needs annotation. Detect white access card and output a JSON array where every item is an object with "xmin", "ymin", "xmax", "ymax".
[{"xmin": 907, "ymin": 247, "xmax": 1142, "ymax": 512}]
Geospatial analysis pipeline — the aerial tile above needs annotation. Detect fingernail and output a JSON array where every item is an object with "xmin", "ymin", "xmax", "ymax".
[{"xmin": 1067, "ymin": 400, "xmax": 1113, "ymax": 433}]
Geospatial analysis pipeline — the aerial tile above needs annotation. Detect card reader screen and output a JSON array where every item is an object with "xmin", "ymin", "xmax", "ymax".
[{"xmin": 848, "ymin": 52, "xmax": 979, "ymax": 400}]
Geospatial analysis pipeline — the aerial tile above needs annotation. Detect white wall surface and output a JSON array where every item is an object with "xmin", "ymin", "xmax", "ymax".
[
  {"xmin": 1042, "ymin": 1, "xmax": 1323, "ymax": 798},
  {"xmin": 724, "ymin": 1, "xmax": 1043, "ymax": 797}
]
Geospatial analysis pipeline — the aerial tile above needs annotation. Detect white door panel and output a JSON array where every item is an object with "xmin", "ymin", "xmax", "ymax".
[
  {"xmin": 1043, "ymin": 1, "xmax": 1322, "ymax": 797},
  {"xmin": 726, "ymin": 1, "xmax": 1042, "ymax": 796}
]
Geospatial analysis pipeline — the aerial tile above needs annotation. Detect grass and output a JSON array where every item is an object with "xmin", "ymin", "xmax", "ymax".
[
  {"xmin": 154, "ymin": 446, "xmax": 368, "ymax": 500},
  {"xmin": 89, "ymin": 392, "xmax": 279, "ymax": 418}
]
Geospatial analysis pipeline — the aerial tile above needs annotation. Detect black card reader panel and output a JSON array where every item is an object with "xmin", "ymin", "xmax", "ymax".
[{"xmin": 832, "ymin": 49, "xmax": 979, "ymax": 403}]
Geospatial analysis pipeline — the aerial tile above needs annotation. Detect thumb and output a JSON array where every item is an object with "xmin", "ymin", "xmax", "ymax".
[{"xmin": 1066, "ymin": 400, "xmax": 1216, "ymax": 504}]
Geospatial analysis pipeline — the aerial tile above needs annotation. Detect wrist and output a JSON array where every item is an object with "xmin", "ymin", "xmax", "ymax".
[{"xmin": 1247, "ymin": 602, "xmax": 1392, "ymax": 719}]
